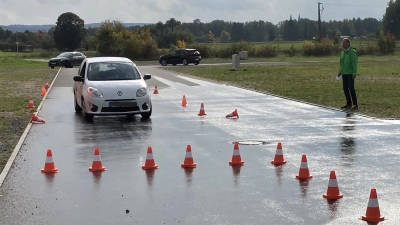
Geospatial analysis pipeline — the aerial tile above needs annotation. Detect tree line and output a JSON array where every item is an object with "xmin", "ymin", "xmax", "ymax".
[{"xmin": 0, "ymin": 0, "xmax": 399, "ymax": 57}]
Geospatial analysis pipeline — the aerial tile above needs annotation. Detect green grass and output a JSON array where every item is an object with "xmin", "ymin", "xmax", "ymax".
[
  {"xmin": 0, "ymin": 56, "xmax": 57, "ymax": 172},
  {"xmin": 165, "ymin": 58, "xmax": 400, "ymax": 119}
]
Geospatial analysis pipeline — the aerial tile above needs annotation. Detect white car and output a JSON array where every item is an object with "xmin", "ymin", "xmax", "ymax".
[{"xmin": 73, "ymin": 57, "xmax": 152, "ymax": 120}]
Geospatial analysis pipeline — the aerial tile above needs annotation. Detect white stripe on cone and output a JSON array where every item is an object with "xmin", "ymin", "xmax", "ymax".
[
  {"xmin": 93, "ymin": 155, "xmax": 101, "ymax": 161},
  {"xmin": 185, "ymin": 152, "xmax": 193, "ymax": 158},
  {"xmin": 45, "ymin": 156, "xmax": 54, "ymax": 163},
  {"xmin": 367, "ymin": 198, "xmax": 380, "ymax": 208},
  {"xmin": 275, "ymin": 149, "xmax": 283, "ymax": 155},
  {"xmin": 300, "ymin": 162, "xmax": 308, "ymax": 168},
  {"xmin": 233, "ymin": 150, "xmax": 240, "ymax": 155},
  {"xmin": 146, "ymin": 154, "xmax": 154, "ymax": 159},
  {"xmin": 328, "ymin": 179, "xmax": 338, "ymax": 187}
]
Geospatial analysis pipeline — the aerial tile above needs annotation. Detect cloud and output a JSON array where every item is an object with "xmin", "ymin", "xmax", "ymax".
[{"xmin": 0, "ymin": 0, "xmax": 388, "ymax": 25}]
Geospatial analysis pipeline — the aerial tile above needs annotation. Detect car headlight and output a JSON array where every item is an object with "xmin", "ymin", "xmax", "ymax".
[
  {"xmin": 136, "ymin": 87, "xmax": 147, "ymax": 97},
  {"xmin": 87, "ymin": 87, "xmax": 103, "ymax": 98}
]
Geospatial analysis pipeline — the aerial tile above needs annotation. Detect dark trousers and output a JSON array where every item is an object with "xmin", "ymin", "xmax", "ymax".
[{"xmin": 342, "ymin": 74, "xmax": 358, "ymax": 106}]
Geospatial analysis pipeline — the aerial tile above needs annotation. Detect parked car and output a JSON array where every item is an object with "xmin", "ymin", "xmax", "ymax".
[
  {"xmin": 72, "ymin": 57, "xmax": 152, "ymax": 121},
  {"xmin": 48, "ymin": 52, "xmax": 86, "ymax": 69},
  {"xmin": 159, "ymin": 49, "xmax": 201, "ymax": 66}
]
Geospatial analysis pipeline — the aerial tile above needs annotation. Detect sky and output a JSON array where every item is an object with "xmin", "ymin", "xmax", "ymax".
[{"xmin": 0, "ymin": 0, "xmax": 390, "ymax": 25}]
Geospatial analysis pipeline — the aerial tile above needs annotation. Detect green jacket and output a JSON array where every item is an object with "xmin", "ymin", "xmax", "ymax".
[{"xmin": 339, "ymin": 47, "xmax": 358, "ymax": 77}]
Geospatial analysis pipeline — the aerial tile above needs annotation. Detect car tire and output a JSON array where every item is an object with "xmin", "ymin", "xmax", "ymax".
[
  {"xmin": 194, "ymin": 62, "xmax": 199, "ymax": 65},
  {"xmin": 65, "ymin": 61, "xmax": 71, "ymax": 68},
  {"xmin": 74, "ymin": 96, "xmax": 82, "ymax": 113},
  {"xmin": 172, "ymin": 64, "xmax": 177, "ymax": 66},
  {"xmin": 141, "ymin": 103, "xmax": 152, "ymax": 120},
  {"xmin": 161, "ymin": 60, "xmax": 167, "ymax": 66},
  {"xmin": 51, "ymin": 66, "xmax": 54, "ymax": 69},
  {"xmin": 183, "ymin": 59, "xmax": 188, "ymax": 66},
  {"xmin": 82, "ymin": 98, "xmax": 94, "ymax": 121}
]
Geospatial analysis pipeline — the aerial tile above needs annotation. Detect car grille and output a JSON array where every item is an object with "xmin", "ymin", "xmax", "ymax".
[{"xmin": 101, "ymin": 106, "xmax": 140, "ymax": 113}]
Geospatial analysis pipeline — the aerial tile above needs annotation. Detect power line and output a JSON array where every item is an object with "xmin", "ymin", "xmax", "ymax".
[{"xmin": 321, "ymin": 3, "xmax": 385, "ymax": 8}]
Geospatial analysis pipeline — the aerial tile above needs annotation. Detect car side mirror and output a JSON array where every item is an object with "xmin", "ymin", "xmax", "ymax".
[
  {"xmin": 73, "ymin": 76, "xmax": 84, "ymax": 82},
  {"xmin": 143, "ymin": 74, "xmax": 152, "ymax": 80}
]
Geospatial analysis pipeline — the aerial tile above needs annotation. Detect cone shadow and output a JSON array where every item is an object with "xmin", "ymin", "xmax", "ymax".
[
  {"xmin": 298, "ymin": 179, "xmax": 309, "ymax": 198},
  {"xmin": 92, "ymin": 171, "xmax": 102, "ymax": 190},
  {"xmin": 232, "ymin": 165, "xmax": 241, "ymax": 186},
  {"xmin": 44, "ymin": 173, "xmax": 55, "ymax": 185},
  {"xmin": 327, "ymin": 199, "xmax": 340, "ymax": 221},
  {"xmin": 274, "ymin": 165, "xmax": 284, "ymax": 185},
  {"xmin": 183, "ymin": 168, "xmax": 194, "ymax": 187},
  {"xmin": 145, "ymin": 169, "xmax": 155, "ymax": 188}
]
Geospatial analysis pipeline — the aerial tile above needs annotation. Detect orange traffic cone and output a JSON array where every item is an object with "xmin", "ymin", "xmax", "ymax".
[
  {"xmin": 226, "ymin": 109, "xmax": 239, "ymax": 118},
  {"xmin": 45, "ymin": 82, "xmax": 50, "ymax": 89},
  {"xmin": 360, "ymin": 188, "xmax": 385, "ymax": 222},
  {"xmin": 181, "ymin": 95, "xmax": 187, "ymax": 107},
  {"xmin": 229, "ymin": 142, "xmax": 244, "ymax": 166},
  {"xmin": 89, "ymin": 147, "xmax": 106, "ymax": 172},
  {"xmin": 295, "ymin": 154, "xmax": 313, "ymax": 180},
  {"xmin": 322, "ymin": 170, "xmax": 343, "ymax": 200},
  {"xmin": 153, "ymin": 85, "xmax": 159, "ymax": 94},
  {"xmin": 41, "ymin": 85, "xmax": 47, "ymax": 96},
  {"xmin": 31, "ymin": 113, "xmax": 45, "ymax": 124},
  {"xmin": 142, "ymin": 146, "xmax": 158, "ymax": 170},
  {"xmin": 198, "ymin": 103, "xmax": 207, "ymax": 116},
  {"xmin": 41, "ymin": 149, "xmax": 58, "ymax": 173},
  {"xmin": 181, "ymin": 145, "xmax": 197, "ymax": 168},
  {"xmin": 271, "ymin": 142, "xmax": 286, "ymax": 165},
  {"xmin": 26, "ymin": 96, "xmax": 35, "ymax": 108}
]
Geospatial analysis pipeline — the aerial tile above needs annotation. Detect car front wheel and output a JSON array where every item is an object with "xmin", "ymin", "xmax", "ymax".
[
  {"xmin": 183, "ymin": 59, "xmax": 188, "ymax": 66},
  {"xmin": 141, "ymin": 103, "xmax": 152, "ymax": 120},
  {"xmin": 74, "ymin": 96, "xmax": 82, "ymax": 113},
  {"xmin": 194, "ymin": 62, "xmax": 199, "ymax": 65},
  {"xmin": 161, "ymin": 60, "xmax": 167, "ymax": 66},
  {"xmin": 82, "ymin": 98, "xmax": 94, "ymax": 121}
]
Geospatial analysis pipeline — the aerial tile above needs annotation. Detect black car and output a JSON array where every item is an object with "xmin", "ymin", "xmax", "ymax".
[
  {"xmin": 159, "ymin": 49, "xmax": 201, "ymax": 66},
  {"xmin": 48, "ymin": 52, "xmax": 86, "ymax": 69}
]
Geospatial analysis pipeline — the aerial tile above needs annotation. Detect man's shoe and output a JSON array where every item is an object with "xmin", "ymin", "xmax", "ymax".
[
  {"xmin": 351, "ymin": 105, "xmax": 358, "ymax": 110},
  {"xmin": 341, "ymin": 104, "xmax": 351, "ymax": 109}
]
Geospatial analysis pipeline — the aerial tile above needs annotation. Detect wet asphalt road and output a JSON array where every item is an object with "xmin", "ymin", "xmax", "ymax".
[{"xmin": 1, "ymin": 65, "xmax": 400, "ymax": 225}]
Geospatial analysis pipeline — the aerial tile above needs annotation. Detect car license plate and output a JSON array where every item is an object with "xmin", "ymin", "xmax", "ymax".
[
  {"xmin": 109, "ymin": 101, "xmax": 137, "ymax": 107},
  {"xmin": 51, "ymin": 62, "xmax": 56, "ymax": 65}
]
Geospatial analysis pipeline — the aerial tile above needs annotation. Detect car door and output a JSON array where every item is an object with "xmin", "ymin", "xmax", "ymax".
[
  {"xmin": 168, "ymin": 50, "xmax": 178, "ymax": 64},
  {"xmin": 74, "ymin": 62, "xmax": 87, "ymax": 105},
  {"xmin": 175, "ymin": 50, "xmax": 185, "ymax": 63}
]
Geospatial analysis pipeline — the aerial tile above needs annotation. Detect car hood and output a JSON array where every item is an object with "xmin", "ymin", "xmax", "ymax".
[{"xmin": 86, "ymin": 79, "xmax": 148, "ymax": 99}]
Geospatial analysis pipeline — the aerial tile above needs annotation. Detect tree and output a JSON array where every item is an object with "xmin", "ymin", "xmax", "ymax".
[
  {"xmin": 382, "ymin": 0, "xmax": 400, "ymax": 40},
  {"xmin": 53, "ymin": 12, "xmax": 85, "ymax": 51},
  {"xmin": 268, "ymin": 29, "xmax": 275, "ymax": 41},
  {"xmin": 165, "ymin": 18, "xmax": 181, "ymax": 32},
  {"xmin": 220, "ymin": 30, "xmax": 231, "ymax": 43}
]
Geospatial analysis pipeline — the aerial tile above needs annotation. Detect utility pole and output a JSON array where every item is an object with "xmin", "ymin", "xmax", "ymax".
[{"xmin": 318, "ymin": 2, "xmax": 322, "ymax": 41}]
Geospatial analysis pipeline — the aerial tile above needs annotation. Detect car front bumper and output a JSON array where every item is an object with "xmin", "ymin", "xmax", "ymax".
[
  {"xmin": 48, "ymin": 61, "xmax": 65, "ymax": 67},
  {"xmin": 83, "ymin": 94, "xmax": 151, "ymax": 115}
]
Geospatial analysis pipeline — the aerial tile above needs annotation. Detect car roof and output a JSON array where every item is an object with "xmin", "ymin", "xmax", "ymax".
[{"xmin": 84, "ymin": 57, "xmax": 133, "ymax": 64}]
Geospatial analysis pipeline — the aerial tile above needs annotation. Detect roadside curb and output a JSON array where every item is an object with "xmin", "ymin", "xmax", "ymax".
[
  {"xmin": 0, "ymin": 68, "xmax": 62, "ymax": 189},
  {"xmin": 167, "ymin": 69, "xmax": 399, "ymax": 121}
]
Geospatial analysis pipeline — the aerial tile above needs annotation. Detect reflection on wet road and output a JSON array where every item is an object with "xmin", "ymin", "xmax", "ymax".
[{"xmin": 0, "ymin": 67, "xmax": 400, "ymax": 225}]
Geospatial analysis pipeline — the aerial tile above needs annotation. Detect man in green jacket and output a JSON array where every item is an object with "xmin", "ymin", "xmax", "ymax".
[{"xmin": 338, "ymin": 38, "xmax": 358, "ymax": 110}]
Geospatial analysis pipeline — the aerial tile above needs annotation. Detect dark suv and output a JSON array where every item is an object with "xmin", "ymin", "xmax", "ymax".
[{"xmin": 159, "ymin": 49, "xmax": 201, "ymax": 66}]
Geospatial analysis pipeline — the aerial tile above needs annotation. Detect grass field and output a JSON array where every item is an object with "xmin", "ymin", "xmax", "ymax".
[
  {"xmin": 0, "ymin": 56, "xmax": 57, "ymax": 173},
  {"xmin": 165, "ymin": 57, "xmax": 400, "ymax": 119}
]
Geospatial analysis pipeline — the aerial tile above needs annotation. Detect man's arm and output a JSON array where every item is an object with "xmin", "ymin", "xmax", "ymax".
[{"xmin": 351, "ymin": 49, "xmax": 358, "ymax": 78}]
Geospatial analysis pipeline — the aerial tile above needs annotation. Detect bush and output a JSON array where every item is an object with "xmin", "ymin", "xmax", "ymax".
[
  {"xmin": 255, "ymin": 46, "xmax": 278, "ymax": 58},
  {"xmin": 356, "ymin": 43, "xmax": 377, "ymax": 56},
  {"xmin": 283, "ymin": 44, "xmax": 296, "ymax": 57},
  {"xmin": 303, "ymin": 38, "xmax": 340, "ymax": 56},
  {"xmin": 0, "ymin": 43, "xmax": 10, "ymax": 51},
  {"xmin": 217, "ymin": 41, "xmax": 255, "ymax": 58}
]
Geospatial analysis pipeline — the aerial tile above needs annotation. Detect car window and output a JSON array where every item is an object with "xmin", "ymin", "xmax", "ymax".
[
  {"xmin": 73, "ymin": 53, "xmax": 82, "ymax": 57},
  {"xmin": 58, "ymin": 53, "xmax": 70, "ymax": 58},
  {"xmin": 87, "ymin": 62, "xmax": 141, "ymax": 81},
  {"xmin": 170, "ymin": 50, "xmax": 177, "ymax": 55}
]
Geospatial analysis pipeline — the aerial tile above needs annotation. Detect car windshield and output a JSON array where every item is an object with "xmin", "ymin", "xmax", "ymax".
[
  {"xmin": 87, "ymin": 62, "xmax": 142, "ymax": 81},
  {"xmin": 57, "ymin": 53, "xmax": 70, "ymax": 58}
]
